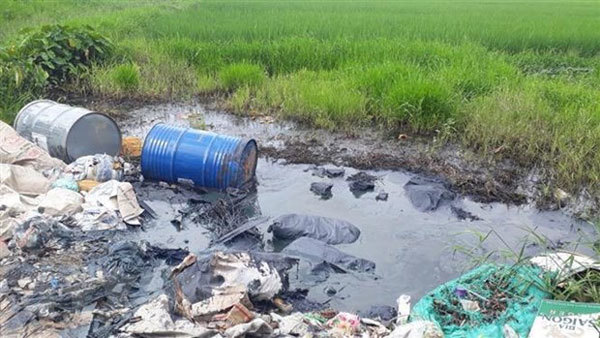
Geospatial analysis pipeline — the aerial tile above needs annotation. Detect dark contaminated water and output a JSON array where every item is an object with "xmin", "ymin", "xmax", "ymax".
[{"xmin": 120, "ymin": 103, "xmax": 594, "ymax": 312}]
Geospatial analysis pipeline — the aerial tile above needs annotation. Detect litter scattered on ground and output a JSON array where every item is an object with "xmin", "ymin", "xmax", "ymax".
[
  {"xmin": 120, "ymin": 294, "xmax": 219, "ymax": 337},
  {"xmin": 358, "ymin": 305, "xmax": 398, "ymax": 322},
  {"xmin": 530, "ymin": 251, "xmax": 600, "ymax": 280},
  {"xmin": 52, "ymin": 177, "xmax": 80, "ymax": 191},
  {"xmin": 85, "ymin": 180, "xmax": 144, "ymax": 225},
  {"xmin": 388, "ymin": 320, "xmax": 444, "ymax": 338},
  {"xmin": 1, "ymin": 101, "xmax": 598, "ymax": 338},
  {"xmin": 37, "ymin": 187, "xmax": 84, "ymax": 216},
  {"xmin": 0, "ymin": 163, "xmax": 50, "ymax": 196},
  {"xmin": 121, "ymin": 136, "xmax": 142, "ymax": 158},
  {"xmin": 64, "ymin": 154, "xmax": 124, "ymax": 182}
]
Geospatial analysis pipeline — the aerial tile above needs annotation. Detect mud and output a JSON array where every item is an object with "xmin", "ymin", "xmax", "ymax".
[
  {"xmin": 66, "ymin": 95, "xmax": 520, "ymax": 202},
  {"xmin": 114, "ymin": 102, "xmax": 595, "ymax": 312}
]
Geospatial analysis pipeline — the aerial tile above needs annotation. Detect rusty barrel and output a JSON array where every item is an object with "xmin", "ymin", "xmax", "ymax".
[
  {"xmin": 14, "ymin": 100, "xmax": 122, "ymax": 162},
  {"xmin": 141, "ymin": 123, "xmax": 258, "ymax": 189}
]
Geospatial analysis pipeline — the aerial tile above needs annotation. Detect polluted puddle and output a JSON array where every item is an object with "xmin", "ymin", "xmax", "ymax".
[{"xmin": 121, "ymin": 103, "xmax": 594, "ymax": 313}]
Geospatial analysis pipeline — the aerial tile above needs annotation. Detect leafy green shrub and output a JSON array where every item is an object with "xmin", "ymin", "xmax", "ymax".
[
  {"xmin": 111, "ymin": 63, "xmax": 140, "ymax": 91},
  {"xmin": 1, "ymin": 24, "xmax": 112, "ymax": 122},
  {"xmin": 219, "ymin": 62, "xmax": 265, "ymax": 91},
  {"xmin": 12, "ymin": 24, "xmax": 113, "ymax": 85}
]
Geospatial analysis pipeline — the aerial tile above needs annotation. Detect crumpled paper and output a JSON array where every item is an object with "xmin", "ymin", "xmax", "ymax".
[
  {"xmin": 121, "ymin": 294, "xmax": 219, "ymax": 337},
  {"xmin": 85, "ymin": 180, "xmax": 144, "ymax": 225}
]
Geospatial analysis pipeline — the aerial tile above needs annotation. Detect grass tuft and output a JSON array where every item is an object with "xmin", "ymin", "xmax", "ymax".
[
  {"xmin": 111, "ymin": 63, "xmax": 140, "ymax": 92},
  {"xmin": 219, "ymin": 62, "xmax": 265, "ymax": 91}
]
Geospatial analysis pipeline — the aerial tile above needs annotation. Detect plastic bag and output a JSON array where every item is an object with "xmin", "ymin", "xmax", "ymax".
[
  {"xmin": 63, "ymin": 154, "xmax": 122, "ymax": 182},
  {"xmin": 269, "ymin": 213, "xmax": 361, "ymax": 244},
  {"xmin": 404, "ymin": 176, "xmax": 455, "ymax": 212},
  {"xmin": 37, "ymin": 188, "xmax": 84, "ymax": 216},
  {"xmin": 0, "ymin": 164, "xmax": 50, "ymax": 196},
  {"xmin": 283, "ymin": 236, "xmax": 375, "ymax": 273},
  {"xmin": 0, "ymin": 121, "xmax": 65, "ymax": 171}
]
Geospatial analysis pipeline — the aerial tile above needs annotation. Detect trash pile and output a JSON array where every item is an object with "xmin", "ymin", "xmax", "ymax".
[
  {"xmin": 1, "ymin": 120, "xmax": 159, "ymax": 336},
  {"xmin": 2, "ymin": 101, "xmax": 599, "ymax": 337}
]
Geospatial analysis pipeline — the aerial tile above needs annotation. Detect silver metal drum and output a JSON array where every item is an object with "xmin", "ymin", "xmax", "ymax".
[{"xmin": 14, "ymin": 100, "xmax": 122, "ymax": 163}]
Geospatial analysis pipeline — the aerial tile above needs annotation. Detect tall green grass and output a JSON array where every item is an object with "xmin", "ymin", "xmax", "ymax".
[{"xmin": 1, "ymin": 0, "xmax": 600, "ymax": 199}]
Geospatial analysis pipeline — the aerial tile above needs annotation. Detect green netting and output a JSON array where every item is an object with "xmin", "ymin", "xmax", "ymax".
[{"xmin": 411, "ymin": 264, "xmax": 552, "ymax": 338}]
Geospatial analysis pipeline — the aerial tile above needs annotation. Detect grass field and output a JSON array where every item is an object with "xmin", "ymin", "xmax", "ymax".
[{"xmin": 1, "ymin": 0, "xmax": 600, "ymax": 200}]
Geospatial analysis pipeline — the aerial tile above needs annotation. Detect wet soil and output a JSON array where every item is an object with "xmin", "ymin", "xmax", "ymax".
[
  {"xmin": 60, "ymin": 95, "xmax": 600, "ymax": 216},
  {"xmin": 114, "ymin": 101, "xmax": 528, "ymax": 206},
  {"xmin": 114, "ymin": 102, "xmax": 595, "ymax": 312}
]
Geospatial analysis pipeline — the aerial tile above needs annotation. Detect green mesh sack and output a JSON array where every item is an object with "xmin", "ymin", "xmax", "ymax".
[{"xmin": 411, "ymin": 264, "xmax": 551, "ymax": 338}]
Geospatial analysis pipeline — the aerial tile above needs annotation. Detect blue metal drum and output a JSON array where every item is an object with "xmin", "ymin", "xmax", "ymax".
[{"xmin": 141, "ymin": 123, "xmax": 258, "ymax": 189}]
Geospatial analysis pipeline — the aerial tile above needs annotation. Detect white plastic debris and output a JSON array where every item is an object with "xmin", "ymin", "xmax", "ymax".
[
  {"xmin": 175, "ymin": 252, "xmax": 284, "ymax": 321},
  {"xmin": 388, "ymin": 320, "xmax": 444, "ymax": 338},
  {"xmin": 37, "ymin": 188, "xmax": 84, "ymax": 216},
  {"xmin": 502, "ymin": 324, "xmax": 519, "ymax": 338},
  {"xmin": 211, "ymin": 251, "xmax": 283, "ymax": 301},
  {"xmin": 121, "ymin": 294, "xmax": 218, "ymax": 337},
  {"xmin": 190, "ymin": 284, "xmax": 249, "ymax": 318},
  {"xmin": 225, "ymin": 318, "xmax": 272, "ymax": 338},
  {"xmin": 116, "ymin": 181, "xmax": 143, "ymax": 225},
  {"xmin": 0, "ymin": 185, "xmax": 38, "ymax": 239},
  {"xmin": 271, "ymin": 312, "xmax": 309, "ymax": 336},
  {"xmin": 85, "ymin": 180, "xmax": 143, "ymax": 225},
  {"xmin": 0, "ymin": 185, "xmax": 38, "ymax": 214},
  {"xmin": 171, "ymin": 253, "xmax": 198, "ymax": 277},
  {"xmin": 0, "ymin": 164, "xmax": 50, "ymax": 196},
  {"xmin": 396, "ymin": 294, "xmax": 411, "ymax": 325},
  {"xmin": 74, "ymin": 206, "xmax": 125, "ymax": 231},
  {"xmin": 0, "ymin": 121, "xmax": 65, "ymax": 171},
  {"xmin": 361, "ymin": 317, "xmax": 391, "ymax": 336},
  {"xmin": 459, "ymin": 299, "xmax": 480, "ymax": 312},
  {"xmin": 530, "ymin": 252, "xmax": 600, "ymax": 280},
  {"xmin": 63, "ymin": 154, "xmax": 122, "ymax": 182}
]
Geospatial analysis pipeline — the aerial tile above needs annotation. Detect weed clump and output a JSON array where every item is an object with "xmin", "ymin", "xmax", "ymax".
[
  {"xmin": 219, "ymin": 62, "xmax": 265, "ymax": 91},
  {"xmin": 0, "ymin": 24, "xmax": 112, "ymax": 122},
  {"xmin": 251, "ymin": 70, "xmax": 366, "ymax": 129},
  {"xmin": 110, "ymin": 63, "xmax": 140, "ymax": 92},
  {"xmin": 197, "ymin": 73, "xmax": 218, "ymax": 94}
]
